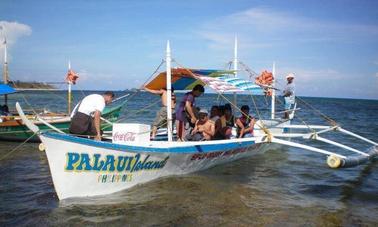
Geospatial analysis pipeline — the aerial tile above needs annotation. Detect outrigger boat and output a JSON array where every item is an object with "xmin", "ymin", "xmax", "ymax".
[
  {"xmin": 0, "ymin": 37, "xmax": 125, "ymax": 142},
  {"xmin": 15, "ymin": 41, "xmax": 377, "ymax": 200}
]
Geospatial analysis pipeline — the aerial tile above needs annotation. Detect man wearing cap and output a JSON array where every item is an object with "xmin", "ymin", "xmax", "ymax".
[
  {"xmin": 69, "ymin": 91, "xmax": 115, "ymax": 141},
  {"xmin": 283, "ymin": 73, "xmax": 296, "ymax": 119},
  {"xmin": 187, "ymin": 108, "xmax": 215, "ymax": 141}
]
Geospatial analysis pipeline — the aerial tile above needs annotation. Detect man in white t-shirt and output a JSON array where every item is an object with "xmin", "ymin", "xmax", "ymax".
[
  {"xmin": 283, "ymin": 73, "xmax": 296, "ymax": 119},
  {"xmin": 69, "ymin": 91, "xmax": 114, "ymax": 140}
]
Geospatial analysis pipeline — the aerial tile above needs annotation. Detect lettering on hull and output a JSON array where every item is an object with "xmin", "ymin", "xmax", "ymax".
[
  {"xmin": 65, "ymin": 152, "xmax": 169, "ymax": 183},
  {"xmin": 190, "ymin": 147, "xmax": 251, "ymax": 161}
]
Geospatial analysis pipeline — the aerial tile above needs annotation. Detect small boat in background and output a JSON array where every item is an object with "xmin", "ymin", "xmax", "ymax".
[{"xmin": 0, "ymin": 37, "xmax": 125, "ymax": 142}]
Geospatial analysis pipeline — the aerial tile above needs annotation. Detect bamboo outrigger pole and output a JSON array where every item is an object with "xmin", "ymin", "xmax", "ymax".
[{"xmin": 166, "ymin": 40, "xmax": 173, "ymax": 142}]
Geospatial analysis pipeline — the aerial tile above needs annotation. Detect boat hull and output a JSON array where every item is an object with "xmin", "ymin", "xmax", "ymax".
[{"xmin": 41, "ymin": 132, "xmax": 269, "ymax": 200}]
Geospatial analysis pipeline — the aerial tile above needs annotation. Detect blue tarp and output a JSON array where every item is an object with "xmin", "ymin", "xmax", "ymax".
[{"xmin": 0, "ymin": 84, "xmax": 16, "ymax": 95}]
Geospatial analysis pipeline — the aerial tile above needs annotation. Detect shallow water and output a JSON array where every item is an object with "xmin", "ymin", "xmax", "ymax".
[{"xmin": 0, "ymin": 91, "xmax": 377, "ymax": 226}]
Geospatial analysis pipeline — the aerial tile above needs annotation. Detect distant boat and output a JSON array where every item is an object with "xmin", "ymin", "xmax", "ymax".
[{"xmin": 0, "ymin": 96, "xmax": 123, "ymax": 142}]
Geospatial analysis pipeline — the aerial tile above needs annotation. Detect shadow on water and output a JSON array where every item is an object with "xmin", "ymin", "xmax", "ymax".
[{"xmin": 340, "ymin": 158, "xmax": 378, "ymax": 203}]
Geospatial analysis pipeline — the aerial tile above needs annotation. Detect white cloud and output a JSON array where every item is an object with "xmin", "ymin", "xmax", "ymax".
[
  {"xmin": 0, "ymin": 21, "xmax": 32, "ymax": 60},
  {"xmin": 198, "ymin": 7, "xmax": 378, "ymax": 50}
]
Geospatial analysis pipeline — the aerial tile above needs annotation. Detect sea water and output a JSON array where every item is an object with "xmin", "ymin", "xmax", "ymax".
[{"xmin": 0, "ymin": 91, "xmax": 377, "ymax": 226}]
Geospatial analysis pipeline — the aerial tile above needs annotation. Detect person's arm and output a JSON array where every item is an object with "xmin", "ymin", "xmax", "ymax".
[
  {"xmin": 235, "ymin": 118, "xmax": 245, "ymax": 138},
  {"xmin": 94, "ymin": 110, "xmax": 102, "ymax": 141},
  {"xmin": 283, "ymin": 90, "xmax": 292, "ymax": 97},
  {"xmin": 244, "ymin": 117, "xmax": 255, "ymax": 134},
  {"xmin": 144, "ymin": 87, "xmax": 164, "ymax": 95},
  {"xmin": 185, "ymin": 101, "xmax": 197, "ymax": 124},
  {"xmin": 249, "ymin": 118, "xmax": 255, "ymax": 134},
  {"xmin": 283, "ymin": 85, "xmax": 293, "ymax": 97},
  {"xmin": 192, "ymin": 121, "xmax": 199, "ymax": 135}
]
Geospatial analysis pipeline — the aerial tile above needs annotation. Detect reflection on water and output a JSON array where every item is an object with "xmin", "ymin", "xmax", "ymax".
[{"xmin": 0, "ymin": 91, "xmax": 378, "ymax": 225}]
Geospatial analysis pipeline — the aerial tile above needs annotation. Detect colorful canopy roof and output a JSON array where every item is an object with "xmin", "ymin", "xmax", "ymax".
[
  {"xmin": 199, "ymin": 76, "xmax": 264, "ymax": 94},
  {"xmin": 144, "ymin": 68, "xmax": 232, "ymax": 90},
  {"xmin": 0, "ymin": 84, "xmax": 16, "ymax": 95},
  {"xmin": 144, "ymin": 68, "xmax": 264, "ymax": 94}
]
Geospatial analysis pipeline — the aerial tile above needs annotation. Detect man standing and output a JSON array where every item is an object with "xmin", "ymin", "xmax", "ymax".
[
  {"xmin": 69, "ymin": 91, "xmax": 114, "ymax": 141},
  {"xmin": 143, "ymin": 86, "xmax": 176, "ymax": 140},
  {"xmin": 282, "ymin": 73, "xmax": 295, "ymax": 119},
  {"xmin": 176, "ymin": 84, "xmax": 204, "ymax": 141}
]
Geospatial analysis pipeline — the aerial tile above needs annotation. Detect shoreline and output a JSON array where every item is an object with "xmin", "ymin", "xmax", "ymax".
[{"xmin": 15, "ymin": 88, "xmax": 63, "ymax": 91}]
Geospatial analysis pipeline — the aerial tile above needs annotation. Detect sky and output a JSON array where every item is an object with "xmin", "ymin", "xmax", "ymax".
[{"xmin": 0, "ymin": 0, "xmax": 377, "ymax": 99}]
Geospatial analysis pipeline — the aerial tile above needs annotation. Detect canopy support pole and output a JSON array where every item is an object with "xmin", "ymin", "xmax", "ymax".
[
  {"xmin": 271, "ymin": 62, "xmax": 276, "ymax": 119},
  {"xmin": 166, "ymin": 41, "xmax": 173, "ymax": 142},
  {"xmin": 233, "ymin": 36, "xmax": 238, "ymax": 112},
  {"xmin": 3, "ymin": 37, "xmax": 9, "ymax": 106},
  {"xmin": 67, "ymin": 61, "xmax": 72, "ymax": 114}
]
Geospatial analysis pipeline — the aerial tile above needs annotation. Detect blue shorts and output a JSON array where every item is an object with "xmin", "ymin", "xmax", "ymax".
[{"xmin": 284, "ymin": 97, "xmax": 294, "ymax": 110}]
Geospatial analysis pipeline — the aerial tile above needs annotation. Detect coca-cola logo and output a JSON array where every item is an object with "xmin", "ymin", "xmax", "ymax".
[{"xmin": 113, "ymin": 132, "xmax": 136, "ymax": 141}]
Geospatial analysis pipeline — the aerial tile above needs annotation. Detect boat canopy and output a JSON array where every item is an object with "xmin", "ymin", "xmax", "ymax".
[
  {"xmin": 0, "ymin": 84, "xmax": 16, "ymax": 95},
  {"xmin": 145, "ymin": 68, "xmax": 264, "ymax": 94}
]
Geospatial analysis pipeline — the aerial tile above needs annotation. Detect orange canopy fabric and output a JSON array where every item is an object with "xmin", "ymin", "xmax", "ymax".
[{"xmin": 144, "ymin": 68, "xmax": 233, "ymax": 91}]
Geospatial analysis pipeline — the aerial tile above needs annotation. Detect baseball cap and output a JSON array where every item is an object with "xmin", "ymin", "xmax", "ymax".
[
  {"xmin": 199, "ymin": 108, "xmax": 208, "ymax": 115},
  {"xmin": 286, "ymin": 73, "xmax": 295, "ymax": 79}
]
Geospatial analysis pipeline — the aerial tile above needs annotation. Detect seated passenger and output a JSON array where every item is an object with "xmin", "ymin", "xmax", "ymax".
[
  {"xmin": 219, "ymin": 104, "xmax": 235, "ymax": 139},
  {"xmin": 210, "ymin": 105, "xmax": 223, "ymax": 140},
  {"xmin": 210, "ymin": 105, "xmax": 220, "ymax": 122},
  {"xmin": 235, "ymin": 105, "xmax": 255, "ymax": 138},
  {"xmin": 0, "ymin": 104, "xmax": 10, "ymax": 116},
  {"xmin": 186, "ymin": 109, "xmax": 214, "ymax": 141}
]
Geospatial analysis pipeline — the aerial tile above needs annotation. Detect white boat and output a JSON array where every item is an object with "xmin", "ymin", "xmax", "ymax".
[{"xmin": 15, "ymin": 40, "xmax": 378, "ymax": 200}]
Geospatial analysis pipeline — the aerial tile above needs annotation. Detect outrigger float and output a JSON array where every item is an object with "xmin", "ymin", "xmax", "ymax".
[{"xmin": 16, "ymin": 40, "xmax": 377, "ymax": 200}]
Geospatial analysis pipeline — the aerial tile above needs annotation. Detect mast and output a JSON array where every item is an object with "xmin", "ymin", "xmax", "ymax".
[
  {"xmin": 3, "ymin": 37, "xmax": 9, "ymax": 105},
  {"xmin": 67, "ymin": 60, "xmax": 72, "ymax": 114},
  {"xmin": 166, "ymin": 40, "xmax": 173, "ymax": 142},
  {"xmin": 271, "ymin": 62, "xmax": 276, "ymax": 119},
  {"xmin": 233, "ymin": 35, "xmax": 238, "ymax": 111}
]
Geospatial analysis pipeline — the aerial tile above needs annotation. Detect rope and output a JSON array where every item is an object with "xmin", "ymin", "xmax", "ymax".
[
  {"xmin": 296, "ymin": 97, "xmax": 338, "ymax": 126},
  {"xmin": 239, "ymin": 61, "xmax": 259, "ymax": 78},
  {"xmin": 100, "ymin": 98, "xmax": 161, "ymax": 131},
  {"xmin": 274, "ymin": 79, "xmax": 337, "ymax": 126},
  {"xmin": 94, "ymin": 60, "xmax": 166, "ymax": 132},
  {"xmin": 276, "ymin": 95, "xmax": 316, "ymax": 133},
  {"xmin": 238, "ymin": 62, "xmax": 336, "ymax": 132},
  {"xmin": 0, "ymin": 132, "xmax": 37, "ymax": 161},
  {"xmin": 118, "ymin": 59, "xmax": 165, "ymax": 105}
]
